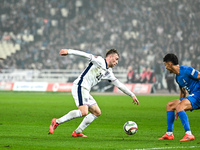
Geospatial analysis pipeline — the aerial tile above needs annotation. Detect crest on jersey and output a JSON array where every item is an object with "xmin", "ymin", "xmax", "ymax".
[
  {"xmin": 84, "ymin": 98, "xmax": 88, "ymax": 102},
  {"xmin": 105, "ymin": 71, "xmax": 110, "ymax": 76}
]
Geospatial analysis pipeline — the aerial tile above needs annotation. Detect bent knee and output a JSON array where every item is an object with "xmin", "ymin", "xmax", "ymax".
[
  {"xmin": 96, "ymin": 111, "xmax": 101, "ymax": 117},
  {"xmin": 166, "ymin": 101, "xmax": 173, "ymax": 109},
  {"xmin": 80, "ymin": 110, "xmax": 88, "ymax": 116},
  {"xmin": 166, "ymin": 101, "xmax": 176, "ymax": 111},
  {"xmin": 93, "ymin": 110, "xmax": 101, "ymax": 117},
  {"xmin": 175, "ymin": 104, "xmax": 185, "ymax": 112}
]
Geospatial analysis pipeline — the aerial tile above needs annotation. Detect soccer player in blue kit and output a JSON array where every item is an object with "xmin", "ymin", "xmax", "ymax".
[{"xmin": 158, "ymin": 53, "xmax": 200, "ymax": 141}]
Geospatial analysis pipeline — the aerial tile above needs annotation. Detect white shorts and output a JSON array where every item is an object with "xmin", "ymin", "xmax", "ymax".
[{"xmin": 72, "ymin": 84, "xmax": 97, "ymax": 107}]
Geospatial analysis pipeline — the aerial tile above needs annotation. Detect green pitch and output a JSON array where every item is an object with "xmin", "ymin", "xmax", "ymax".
[{"xmin": 0, "ymin": 91, "xmax": 200, "ymax": 150}]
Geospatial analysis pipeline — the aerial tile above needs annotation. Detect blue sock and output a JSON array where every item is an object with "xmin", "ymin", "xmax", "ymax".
[
  {"xmin": 167, "ymin": 111, "xmax": 175, "ymax": 132},
  {"xmin": 178, "ymin": 111, "xmax": 191, "ymax": 132}
]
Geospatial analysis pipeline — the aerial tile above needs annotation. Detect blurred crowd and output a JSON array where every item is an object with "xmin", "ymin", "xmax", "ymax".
[{"xmin": 0, "ymin": 0, "xmax": 200, "ymax": 86}]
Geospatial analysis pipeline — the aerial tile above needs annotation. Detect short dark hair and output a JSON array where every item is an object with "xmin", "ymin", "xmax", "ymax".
[
  {"xmin": 163, "ymin": 53, "xmax": 179, "ymax": 65},
  {"xmin": 106, "ymin": 49, "xmax": 119, "ymax": 57}
]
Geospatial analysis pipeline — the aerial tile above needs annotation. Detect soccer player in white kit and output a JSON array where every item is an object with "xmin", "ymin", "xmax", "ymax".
[{"xmin": 49, "ymin": 48, "xmax": 139, "ymax": 137}]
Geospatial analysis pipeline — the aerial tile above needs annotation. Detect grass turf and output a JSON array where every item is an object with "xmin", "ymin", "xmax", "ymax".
[{"xmin": 0, "ymin": 91, "xmax": 200, "ymax": 150}]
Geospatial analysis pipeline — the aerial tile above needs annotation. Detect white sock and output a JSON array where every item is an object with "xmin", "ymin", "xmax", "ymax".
[
  {"xmin": 75, "ymin": 113, "xmax": 97, "ymax": 133},
  {"xmin": 56, "ymin": 110, "xmax": 82, "ymax": 124},
  {"xmin": 166, "ymin": 132, "xmax": 173, "ymax": 135},
  {"xmin": 186, "ymin": 131, "xmax": 192, "ymax": 135}
]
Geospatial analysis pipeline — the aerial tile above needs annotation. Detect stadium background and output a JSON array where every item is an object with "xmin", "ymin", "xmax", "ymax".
[
  {"xmin": 0, "ymin": 0, "xmax": 200, "ymax": 93},
  {"xmin": 1, "ymin": 1, "xmax": 200, "ymax": 150}
]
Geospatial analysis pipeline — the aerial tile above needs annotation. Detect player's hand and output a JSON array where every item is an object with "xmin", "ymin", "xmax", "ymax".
[
  {"xmin": 175, "ymin": 112, "xmax": 179, "ymax": 120},
  {"xmin": 59, "ymin": 49, "xmax": 68, "ymax": 56},
  {"xmin": 132, "ymin": 96, "xmax": 139, "ymax": 105}
]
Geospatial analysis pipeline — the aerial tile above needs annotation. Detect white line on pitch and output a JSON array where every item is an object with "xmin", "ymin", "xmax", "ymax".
[{"xmin": 123, "ymin": 145, "xmax": 200, "ymax": 150}]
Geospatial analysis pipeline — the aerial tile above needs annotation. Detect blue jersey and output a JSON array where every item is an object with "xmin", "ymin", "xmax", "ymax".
[{"xmin": 176, "ymin": 66, "xmax": 200, "ymax": 94}]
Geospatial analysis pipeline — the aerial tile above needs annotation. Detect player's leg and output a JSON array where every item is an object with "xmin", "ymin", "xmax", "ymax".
[
  {"xmin": 49, "ymin": 84, "xmax": 86, "ymax": 134},
  {"xmin": 158, "ymin": 99, "xmax": 180, "ymax": 140},
  {"xmin": 176, "ymin": 98, "xmax": 195, "ymax": 141},
  {"xmin": 73, "ymin": 104, "xmax": 100, "ymax": 137},
  {"xmin": 166, "ymin": 99, "xmax": 180, "ymax": 133},
  {"xmin": 88, "ymin": 103, "xmax": 101, "ymax": 117},
  {"xmin": 49, "ymin": 108, "xmax": 84, "ymax": 134},
  {"xmin": 58, "ymin": 84, "xmax": 90, "ymax": 123},
  {"xmin": 56, "ymin": 106, "xmax": 87, "ymax": 124},
  {"xmin": 72, "ymin": 89, "xmax": 99, "ymax": 137}
]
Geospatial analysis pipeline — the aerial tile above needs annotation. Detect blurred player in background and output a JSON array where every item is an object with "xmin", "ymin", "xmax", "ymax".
[
  {"xmin": 126, "ymin": 66, "xmax": 135, "ymax": 83},
  {"xmin": 49, "ymin": 48, "xmax": 139, "ymax": 137},
  {"xmin": 159, "ymin": 53, "xmax": 200, "ymax": 141},
  {"xmin": 165, "ymin": 70, "xmax": 177, "ymax": 93}
]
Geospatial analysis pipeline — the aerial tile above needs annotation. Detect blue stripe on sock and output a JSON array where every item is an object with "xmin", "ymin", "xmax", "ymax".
[
  {"xmin": 167, "ymin": 111, "xmax": 175, "ymax": 132},
  {"xmin": 178, "ymin": 110, "xmax": 191, "ymax": 132}
]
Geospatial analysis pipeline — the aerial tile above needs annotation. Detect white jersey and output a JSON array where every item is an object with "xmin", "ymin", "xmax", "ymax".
[
  {"xmin": 72, "ymin": 53, "xmax": 116, "ymax": 91},
  {"xmin": 68, "ymin": 49, "xmax": 135, "ymax": 97}
]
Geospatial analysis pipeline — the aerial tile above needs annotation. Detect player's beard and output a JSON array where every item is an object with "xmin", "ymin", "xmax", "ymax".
[
  {"xmin": 108, "ymin": 61, "xmax": 115, "ymax": 68},
  {"xmin": 111, "ymin": 63, "xmax": 116, "ymax": 68}
]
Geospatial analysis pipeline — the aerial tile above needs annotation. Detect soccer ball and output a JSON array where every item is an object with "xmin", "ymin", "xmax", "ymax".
[{"xmin": 123, "ymin": 121, "xmax": 138, "ymax": 135}]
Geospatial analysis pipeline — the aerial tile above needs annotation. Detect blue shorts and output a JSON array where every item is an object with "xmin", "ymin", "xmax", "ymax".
[{"xmin": 180, "ymin": 91, "xmax": 200, "ymax": 110}]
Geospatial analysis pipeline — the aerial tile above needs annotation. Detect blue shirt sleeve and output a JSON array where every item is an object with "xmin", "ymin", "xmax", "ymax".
[{"xmin": 186, "ymin": 67, "xmax": 198, "ymax": 79}]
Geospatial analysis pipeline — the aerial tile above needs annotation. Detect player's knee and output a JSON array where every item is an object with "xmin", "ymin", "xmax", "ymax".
[
  {"xmin": 175, "ymin": 105, "xmax": 180, "ymax": 112},
  {"xmin": 166, "ymin": 101, "xmax": 175, "ymax": 111},
  {"xmin": 95, "ymin": 110, "xmax": 101, "ymax": 117},
  {"xmin": 80, "ymin": 110, "xmax": 88, "ymax": 116},
  {"xmin": 166, "ymin": 102, "xmax": 171, "ymax": 110},
  {"xmin": 175, "ymin": 104, "xmax": 183, "ymax": 112},
  {"xmin": 92, "ymin": 110, "xmax": 101, "ymax": 117}
]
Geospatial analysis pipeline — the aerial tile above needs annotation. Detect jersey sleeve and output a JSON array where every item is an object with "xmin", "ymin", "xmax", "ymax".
[
  {"xmin": 103, "ymin": 70, "xmax": 135, "ymax": 97},
  {"xmin": 186, "ymin": 67, "xmax": 198, "ymax": 79},
  {"xmin": 112, "ymin": 79, "xmax": 135, "ymax": 97},
  {"xmin": 68, "ymin": 49, "xmax": 92, "ymax": 61},
  {"xmin": 68, "ymin": 49, "xmax": 106, "ymax": 68},
  {"xmin": 90, "ymin": 55, "xmax": 106, "ymax": 68},
  {"xmin": 102, "ymin": 69, "xmax": 117, "ymax": 82}
]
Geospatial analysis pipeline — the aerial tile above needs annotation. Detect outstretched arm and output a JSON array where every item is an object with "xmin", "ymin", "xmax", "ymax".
[
  {"xmin": 112, "ymin": 79, "xmax": 139, "ymax": 105},
  {"xmin": 59, "ymin": 49, "xmax": 92, "ymax": 61}
]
